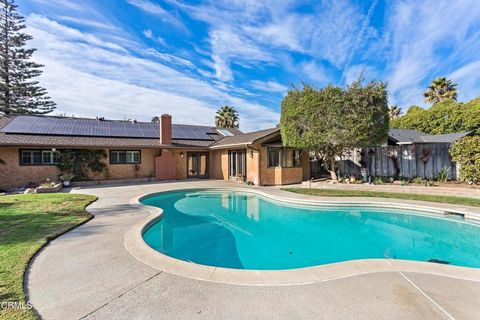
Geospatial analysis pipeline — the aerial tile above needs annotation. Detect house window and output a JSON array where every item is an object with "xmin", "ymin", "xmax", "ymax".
[
  {"xmin": 283, "ymin": 149, "xmax": 294, "ymax": 167},
  {"xmin": 268, "ymin": 148, "xmax": 280, "ymax": 167},
  {"xmin": 109, "ymin": 150, "xmax": 141, "ymax": 164},
  {"xmin": 294, "ymin": 150, "xmax": 301, "ymax": 167},
  {"xmin": 267, "ymin": 148, "xmax": 301, "ymax": 168},
  {"xmin": 20, "ymin": 149, "xmax": 59, "ymax": 165}
]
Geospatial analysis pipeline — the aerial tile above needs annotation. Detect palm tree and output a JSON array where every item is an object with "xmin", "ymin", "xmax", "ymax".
[
  {"xmin": 215, "ymin": 105, "xmax": 239, "ymax": 128},
  {"xmin": 423, "ymin": 77, "xmax": 458, "ymax": 104},
  {"xmin": 388, "ymin": 105, "xmax": 402, "ymax": 120}
]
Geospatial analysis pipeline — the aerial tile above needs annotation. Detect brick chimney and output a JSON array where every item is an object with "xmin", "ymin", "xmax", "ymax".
[{"xmin": 159, "ymin": 114, "xmax": 172, "ymax": 145}]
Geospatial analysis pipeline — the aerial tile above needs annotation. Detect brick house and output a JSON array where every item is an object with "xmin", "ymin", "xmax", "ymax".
[{"xmin": 0, "ymin": 115, "xmax": 310, "ymax": 190}]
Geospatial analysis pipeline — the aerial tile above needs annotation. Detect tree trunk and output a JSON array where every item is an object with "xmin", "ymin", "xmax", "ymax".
[{"xmin": 328, "ymin": 158, "xmax": 338, "ymax": 181}]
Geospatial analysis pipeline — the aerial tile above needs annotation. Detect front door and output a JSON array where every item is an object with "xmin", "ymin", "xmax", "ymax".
[{"xmin": 187, "ymin": 152, "xmax": 209, "ymax": 178}]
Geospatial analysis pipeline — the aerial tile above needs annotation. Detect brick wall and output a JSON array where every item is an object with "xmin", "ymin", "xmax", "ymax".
[
  {"xmin": 246, "ymin": 147, "xmax": 259, "ymax": 184},
  {"xmin": 210, "ymin": 149, "xmax": 228, "ymax": 180},
  {"xmin": 0, "ymin": 147, "xmax": 60, "ymax": 190},
  {"xmin": 106, "ymin": 149, "xmax": 159, "ymax": 180},
  {"xmin": 154, "ymin": 149, "xmax": 176, "ymax": 180},
  {"xmin": 0, "ymin": 147, "xmax": 160, "ymax": 190},
  {"xmin": 258, "ymin": 146, "xmax": 305, "ymax": 186}
]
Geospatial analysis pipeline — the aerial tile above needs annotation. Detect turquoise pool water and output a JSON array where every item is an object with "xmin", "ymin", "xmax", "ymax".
[{"xmin": 141, "ymin": 190, "xmax": 480, "ymax": 270}]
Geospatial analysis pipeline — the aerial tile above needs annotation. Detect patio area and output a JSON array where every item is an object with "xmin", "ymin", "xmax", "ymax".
[{"xmin": 26, "ymin": 180, "xmax": 480, "ymax": 320}]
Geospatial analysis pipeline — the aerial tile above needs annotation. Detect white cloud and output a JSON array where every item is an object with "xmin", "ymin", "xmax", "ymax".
[
  {"xmin": 449, "ymin": 60, "xmax": 480, "ymax": 102},
  {"xmin": 385, "ymin": 0, "xmax": 480, "ymax": 107},
  {"xmin": 142, "ymin": 29, "xmax": 153, "ymax": 38},
  {"xmin": 339, "ymin": 0, "xmax": 380, "ymax": 83},
  {"xmin": 143, "ymin": 48, "xmax": 194, "ymax": 68},
  {"xmin": 142, "ymin": 29, "xmax": 166, "ymax": 46},
  {"xmin": 25, "ymin": 15, "xmax": 278, "ymax": 131},
  {"xmin": 208, "ymin": 29, "xmax": 276, "ymax": 81},
  {"xmin": 169, "ymin": 0, "xmax": 369, "ymax": 82},
  {"xmin": 58, "ymin": 16, "xmax": 119, "ymax": 30},
  {"xmin": 245, "ymin": 15, "xmax": 307, "ymax": 53},
  {"xmin": 250, "ymin": 80, "xmax": 287, "ymax": 93},
  {"xmin": 300, "ymin": 61, "xmax": 332, "ymax": 85},
  {"xmin": 126, "ymin": 0, "xmax": 186, "ymax": 31},
  {"xmin": 28, "ymin": 14, "xmax": 127, "ymax": 52},
  {"xmin": 307, "ymin": 1, "xmax": 369, "ymax": 68},
  {"xmin": 31, "ymin": 0, "xmax": 85, "ymax": 12},
  {"xmin": 343, "ymin": 64, "xmax": 378, "ymax": 85},
  {"xmin": 41, "ymin": 58, "xmax": 217, "ymax": 125}
]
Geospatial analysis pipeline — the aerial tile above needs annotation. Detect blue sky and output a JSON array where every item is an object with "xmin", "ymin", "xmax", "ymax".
[{"xmin": 16, "ymin": 0, "xmax": 480, "ymax": 131}]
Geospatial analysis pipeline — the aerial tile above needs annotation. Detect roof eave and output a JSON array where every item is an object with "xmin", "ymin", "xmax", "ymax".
[{"xmin": 209, "ymin": 142, "xmax": 251, "ymax": 150}]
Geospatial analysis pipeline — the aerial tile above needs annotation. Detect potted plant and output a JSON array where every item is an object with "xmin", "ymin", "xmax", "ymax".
[
  {"xmin": 59, "ymin": 173, "xmax": 75, "ymax": 187},
  {"xmin": 36, "ymin": 178, "xmax": 63, "ymax": 193}
]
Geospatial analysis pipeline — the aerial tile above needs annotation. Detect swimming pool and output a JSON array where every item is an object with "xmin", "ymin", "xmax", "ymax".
[{"xmin": 141, "ymin": 189, "xmax": 480, "ymax": 270}]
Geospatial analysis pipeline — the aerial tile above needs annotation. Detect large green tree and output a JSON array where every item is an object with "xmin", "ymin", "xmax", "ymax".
[
  {"xmin": 0, "ymin": 0, "xmax": 55, "ymax": 115},
  {"xmin": 423, "ymin": 77, "xmax": 458, "ymax": 104},
  {"xmin": 215, "ymin": 105, "xmax": 239, "ymax": 128},
  {"xmin": 390, "ymin": 97, "xmax": 480, "ymax": 135},
  {"xmin": 280, "ymin": 81, "xmax": 389, "ymax": 180}
]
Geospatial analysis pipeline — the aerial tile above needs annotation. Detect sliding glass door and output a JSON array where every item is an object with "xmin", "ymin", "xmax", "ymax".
[
  {"xmin": 187, "ymin": 152, "xmax": 209, "ymax": 178},
  {"xmin": 228, "ymin": 150, "xmax": 246, "ymax": 178}
]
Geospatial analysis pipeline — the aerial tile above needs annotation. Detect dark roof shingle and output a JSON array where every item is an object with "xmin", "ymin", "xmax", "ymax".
[
  {"xmin": 388, "ymin": 129, "xmax": 471, "ymax": 144},
  {"xmin": 211, "ymin": 127, "xmax": 280, "ymax": 148}
]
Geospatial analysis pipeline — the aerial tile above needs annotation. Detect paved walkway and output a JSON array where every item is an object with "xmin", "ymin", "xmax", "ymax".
[{"xmin": 26, "ymin": 180, "xmax": 480, "ymax": 320}]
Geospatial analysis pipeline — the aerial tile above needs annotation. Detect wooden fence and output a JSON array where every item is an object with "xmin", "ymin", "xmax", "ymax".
[{"xmin": 338, "ymin": 143, "xmax": 458, "ymax": 180}]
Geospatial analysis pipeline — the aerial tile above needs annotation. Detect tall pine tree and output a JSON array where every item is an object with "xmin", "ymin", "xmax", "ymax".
[{"xmin": 0, "ymin": 0, "xmax": 55, "ymax": 115}]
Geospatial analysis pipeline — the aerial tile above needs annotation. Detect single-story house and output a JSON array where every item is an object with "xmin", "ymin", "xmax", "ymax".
[
  {"xmin": 0, "ymin": 114, "xmax": 309, "ymax": 190},
  {"xmin": 337, "ymin": 128, "xmax": 472, "ymax": 179}
]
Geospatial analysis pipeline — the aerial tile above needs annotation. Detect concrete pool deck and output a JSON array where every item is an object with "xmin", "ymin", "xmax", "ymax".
[{"xmin": 27, "ymin": 180, "xmax": 480, "ymax": 319}]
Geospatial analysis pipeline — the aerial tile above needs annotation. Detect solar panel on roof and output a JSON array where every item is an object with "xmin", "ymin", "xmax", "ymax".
[
  {"xmin": 171, "ymin": 125, "xmax": 216, "ymax": 140},
  {"xmin": 1, "ymin": 116, "xmax": 216, "ymax": 141},
  {"xmin": 1, "ymin": 116, "xmax": 161, "ymax": 138}
]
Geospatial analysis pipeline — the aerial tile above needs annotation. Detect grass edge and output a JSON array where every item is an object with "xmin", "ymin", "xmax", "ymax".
[
  {"xmin": 282, "ymin": 188, "xmax": 480, "ymax": 207},
  {"xmin": 21, "ymin": 195, "xmax": 98, "ymax": 320}
]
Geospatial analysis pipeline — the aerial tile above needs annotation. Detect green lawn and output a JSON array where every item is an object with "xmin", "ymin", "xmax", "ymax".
[
  {"xmin": 283, "ymin": 188, "xmax": 480, "ymax": 207},
  {"xmin": 0, "ymin": 193, "xmax": 96, "ymax": 320}
]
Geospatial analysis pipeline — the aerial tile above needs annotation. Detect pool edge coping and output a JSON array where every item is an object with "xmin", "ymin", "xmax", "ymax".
[{"xmin": 124, "ymin": 187, "xmax": 480, "ymax": 286}]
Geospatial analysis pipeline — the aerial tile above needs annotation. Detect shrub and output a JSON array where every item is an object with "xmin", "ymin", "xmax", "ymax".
[
  {"xmin": 56, "ymin": 149, "xmax": 107, "ymax": 181},
  {"xmin": 373, "ymin": 176, "xmax": 390, "ymax": 185},
  {"xmin": 450, "ymin": 136, "xmax": 480, "ymax": 184},
  {"xmin": 437, "ymin": 167, "xmax": 450, "ymax": 182},
  {"xmin": 412, "ymin": 177, "xmax": 424, "ymax": 184},
  {"xmin": 40, "ymin": 179, "xmax": 56, "ymax": 188},
  {"xmin": 391, "ymin": 97, "xmax": 480, "ymax": 134}
]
